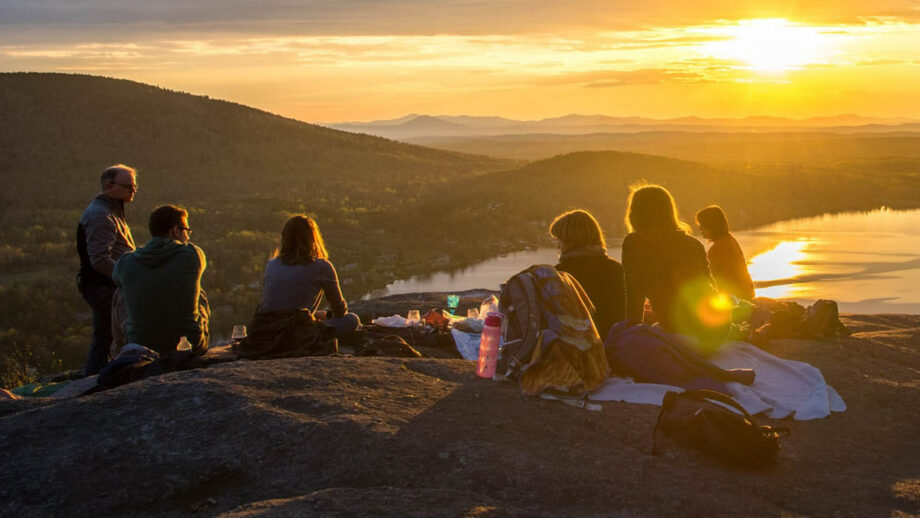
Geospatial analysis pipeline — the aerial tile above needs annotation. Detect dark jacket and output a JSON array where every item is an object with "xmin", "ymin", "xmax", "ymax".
[
  {"xmin": 113, "ymin": 237, "xmax": 208, "ymax": 356},
  {"xmin": 556, "ymin": 248, "xmax": 625, "ymax": 338},
  {"xmin": 77, "ymin": 194, "xmax": 135, "ymax": 286},
  {"xmin": 622, "ymin": 230, "xmax": 725, "ymax": 342}
]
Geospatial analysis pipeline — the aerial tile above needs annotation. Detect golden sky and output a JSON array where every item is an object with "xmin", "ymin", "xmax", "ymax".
[{"xmin": 1, "ymin": 1, "xmax": 919, "ymax": 122}]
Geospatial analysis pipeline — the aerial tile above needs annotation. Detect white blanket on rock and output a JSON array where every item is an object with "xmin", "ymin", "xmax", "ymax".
[{"xmin": 588, "ymin": 340, "xmax": 846, "ymax": 421}]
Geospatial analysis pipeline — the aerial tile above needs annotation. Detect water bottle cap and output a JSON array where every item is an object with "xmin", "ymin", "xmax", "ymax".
[{"xmin": 484, "ymin": 314, "xmax": 502, "ymax": 327}]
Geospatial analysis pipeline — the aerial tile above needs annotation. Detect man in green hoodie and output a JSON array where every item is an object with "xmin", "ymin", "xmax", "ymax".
[{"xmin": 113, "ymin": 205, "xmax": 209, "ymax": 356}]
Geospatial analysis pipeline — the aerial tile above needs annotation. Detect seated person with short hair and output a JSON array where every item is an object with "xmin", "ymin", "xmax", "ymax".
[{"xmin": 113, "ymin": 205, "xmax": 209, "ymax": 356}]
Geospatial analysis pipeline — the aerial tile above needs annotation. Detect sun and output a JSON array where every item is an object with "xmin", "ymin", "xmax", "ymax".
[{"xmin": 704, "ymin": 19, "xmax": 826, "ymax": 72}]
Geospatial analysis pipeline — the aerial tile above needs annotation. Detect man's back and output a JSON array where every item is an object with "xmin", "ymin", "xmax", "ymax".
[
  {"xmin": 114, "ymin": 236, "xmax": 207, "ymax": 355},
  {"xmin": 76, "ymin": 164, "xmax": 137, "ymax": 375},
  {"xmin": 77, "ymin": 195, "xmax": 135, "ymax": 286}
]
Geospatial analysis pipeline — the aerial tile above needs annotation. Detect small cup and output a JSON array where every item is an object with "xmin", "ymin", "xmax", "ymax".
[
  {"xmin": 231, "ymin": 324, "xmax": 247, "ymax": 341},
  {"xmin": 407, "ymin": 310, "xmax": 421, "ymax": 326},
  {"xmin": 467, "ymin": 308, "xmax": 479, "ymax": 319}
]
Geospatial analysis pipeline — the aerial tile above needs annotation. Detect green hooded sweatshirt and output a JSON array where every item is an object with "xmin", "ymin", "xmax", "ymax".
[{"xmin": 113, "ymin": 236, "xmax": 208, "ymax": 356}]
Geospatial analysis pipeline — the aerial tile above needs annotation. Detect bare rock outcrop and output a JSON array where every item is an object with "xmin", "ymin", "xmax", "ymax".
[{"xmin": 0, "ymin": 314, "xmax": 918, "ymax": 517}]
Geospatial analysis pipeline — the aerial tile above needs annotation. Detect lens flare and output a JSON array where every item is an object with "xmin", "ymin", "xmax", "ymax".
[
  {"xmin": 671, "ymin": 277, "xmax": 733, "ymax": 344},
  {"xmin": 697, "ymin": 292, "xmax": 733, "ymax": 328}
]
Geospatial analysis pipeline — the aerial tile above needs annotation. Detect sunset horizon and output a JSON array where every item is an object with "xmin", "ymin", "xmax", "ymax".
[
  {"xmin": 2, "ymin": 2, "xmax": 919, "ymax": 123},
  {"xmin": 2, "ymin": 3, "xmax": 920, "ymax": 514}
]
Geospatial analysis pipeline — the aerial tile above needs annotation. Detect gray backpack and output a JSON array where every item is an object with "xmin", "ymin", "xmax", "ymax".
[{"xmin": 496, "ymin": 264, "xmax": 600, "ymax": 378}]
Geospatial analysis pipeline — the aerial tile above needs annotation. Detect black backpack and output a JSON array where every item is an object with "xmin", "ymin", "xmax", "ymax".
[
  {"xmin": 653, "ymin": 389, "xmax": 790, "ymax": 469},
  {"xmin": 801, "ymin": 299, "xmax": 849, "ymax": 338}
]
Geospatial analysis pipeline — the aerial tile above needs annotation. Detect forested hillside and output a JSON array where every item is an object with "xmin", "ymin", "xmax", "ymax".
[
  {"xmin": 406, "ymin": 150, "xmax": 920, "ymax": 253},
  {"xmin": 409, "ymin": 132, "xmax": 920, "ymax": 164}
]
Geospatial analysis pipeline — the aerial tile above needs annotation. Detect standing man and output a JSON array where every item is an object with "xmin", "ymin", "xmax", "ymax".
[
  {"xmin": 113, "ymin": 205, "xmax": 209, "ymax": 357},
  {"xmin": 77, "ymin": 164, "xmax": 137, "ymax": 375}
]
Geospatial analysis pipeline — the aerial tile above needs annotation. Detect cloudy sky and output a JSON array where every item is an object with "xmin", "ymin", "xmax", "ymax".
[{"xmin": 1, "ymin": 0, "xmax": 919, "ymax": 122}]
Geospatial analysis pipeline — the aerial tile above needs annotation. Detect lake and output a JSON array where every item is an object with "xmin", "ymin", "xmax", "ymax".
[{"xmin": 366, "ymin": 208, "xmax": 920, "ymax": 314}]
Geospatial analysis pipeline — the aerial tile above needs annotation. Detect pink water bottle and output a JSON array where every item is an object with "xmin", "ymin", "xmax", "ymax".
[{"xmin": 477, "ymin": 313, "xmax": 502, "ymax": 378}]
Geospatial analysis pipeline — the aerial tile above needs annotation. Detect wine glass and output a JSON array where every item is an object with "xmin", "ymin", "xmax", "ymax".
[
  {"xmin": 447, "ymin": 294, "xmax": 460, "ymax": 315},
  {"xmin": 232, "ymin": 325, "xmax": 247, "ymax": 341}
]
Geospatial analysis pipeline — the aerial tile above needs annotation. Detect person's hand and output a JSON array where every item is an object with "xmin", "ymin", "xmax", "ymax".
[{"xmin": 315, "ymin": 310, "xmax": 328, "ymax": 320}]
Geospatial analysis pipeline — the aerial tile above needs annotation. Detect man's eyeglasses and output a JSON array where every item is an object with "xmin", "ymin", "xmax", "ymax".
[
  {"xmin": 177, "ymin": 226, "xmax": 192, "ymax": 235},
  {"xmin": 111, "ymin": 181, "xmax": 138, "ymax": 191}
]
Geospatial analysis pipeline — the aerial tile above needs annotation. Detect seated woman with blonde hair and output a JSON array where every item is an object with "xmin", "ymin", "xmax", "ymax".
[
  {"xmin": 621, "ymin": 185, "xmax": 729, "ymax": 346},
  {"xmin": 259, "ymin": 215, "xmax": 360, "ymax": 340},
  {"xmin": 550, "ymin": 209, "xmax": 625, "ymax": 338},
  {"xmin": 695, "ymin": 205, "xmax": 755, "ymax": 301}
]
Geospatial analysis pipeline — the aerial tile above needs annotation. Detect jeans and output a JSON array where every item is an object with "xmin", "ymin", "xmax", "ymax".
[
  {"xmin": 80, "ymin": 282, "xmax": 116, "ymax": 376},
  {"xmin": 326, "ymin": 312, "xmax": 361, "ymax": 339}
]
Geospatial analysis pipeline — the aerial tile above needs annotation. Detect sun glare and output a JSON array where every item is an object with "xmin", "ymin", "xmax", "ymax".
[
  {"xmin": 748, "ymin": 240, "xmax": 811, "ymax": 298},
  {"xmin": 704, "ymin": 19, "xmax": 827, "ymax": 72},
  {"xmin": 749, "ymin": 240, "xmax": 809, "ymax": 281}
]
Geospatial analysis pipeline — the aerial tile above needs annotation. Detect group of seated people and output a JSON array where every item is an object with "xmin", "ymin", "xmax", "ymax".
[
  {"xmin": 79, "ymin": 163, "xmax": 750, "ymax": 373},
  {"xmin": 100, "ymin": 207, "xmax": 360, "ymax": 365},
  {"xmin": 550, "ymin": 184, "xmax": 755, "ymax": 345}
]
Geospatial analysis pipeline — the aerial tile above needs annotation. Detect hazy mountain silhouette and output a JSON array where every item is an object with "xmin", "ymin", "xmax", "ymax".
[{"xmin": 328, "ymin": 113, "xmax": 920, "ymax": 140}]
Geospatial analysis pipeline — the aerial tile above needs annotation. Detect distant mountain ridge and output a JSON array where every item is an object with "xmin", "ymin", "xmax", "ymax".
[{"xmin": 328, "ymin": 113, "xmax": 920, "ymax": 140}]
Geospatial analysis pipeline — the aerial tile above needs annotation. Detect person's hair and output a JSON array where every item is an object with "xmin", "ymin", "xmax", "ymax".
[
  {"xmin": 274, "ymin": 215, "xmax": 328, "ymax": 265},
  {"xmin": 695, "ymin": 205, "xmax": 730, "ymax": 239},
  {"xmin": 625, "ymin": 184, "xmax": 690, "ymax": 233},
  {"xmin": 549, "ymin": 209, "xmax": 607, "ymax": 253},
  {"xmin": 100, "ymin": 164, "xmax": 136, "ymax": 188},
  {"xmin": 148, "ymin": 205, "xmax": 188, "ymax": 238}
]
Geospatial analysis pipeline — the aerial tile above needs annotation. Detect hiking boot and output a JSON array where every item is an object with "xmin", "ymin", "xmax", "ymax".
[
  {"xmin": 321, "ymin": 338, "xmax": 338, "ymax": 355},
  {"xmin": 339, "ymin": 328, "xmax": 366, "ymax": 348}
]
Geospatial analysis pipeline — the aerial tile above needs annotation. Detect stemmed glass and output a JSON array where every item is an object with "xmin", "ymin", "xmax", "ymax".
[
  {"xmin": 447, "ymin": 294, "xmax": 460, "ymax": 315},
  {"xmin": 407, "ymin": 310, "xmax": 421, "ymax": 326},
  {"xmin": 232, "ymin": 325, "xmax": 247, "ymax": 341}
]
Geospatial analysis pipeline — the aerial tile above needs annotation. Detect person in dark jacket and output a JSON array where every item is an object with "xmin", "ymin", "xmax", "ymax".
[
  {"xmin": 259, "ymin": 215, "xmax": 360, "ymax": 339},
  {"xmin": 76, "ymin": 164, "xmax": 137, "ymax": 375},
  {"xmin": 695, "ymin": 205, "xmax": 756, "ymax": 301},
  {"xmin": 550, "ymin": 209, "xmax": 625, "ymax": 339},
  {"xmin": 622, "ymin": 185, "xmax": 730, "ymax": 347},
  {"xmin": 113, "ymin": 205, "xmax": 209, "ymax": 357}
]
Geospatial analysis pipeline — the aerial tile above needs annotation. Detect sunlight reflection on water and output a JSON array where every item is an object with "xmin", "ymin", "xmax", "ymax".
[
  {"xmin": 734, "ymin": 208, "xmax": 920, "ymax": 312},
  {"xmin": 747, "ymin": 239, "xmax": 811, "ymax": 295},
  {"xmin": 368, "ymin": 208, "xmax": 920, "ymax": 314}
]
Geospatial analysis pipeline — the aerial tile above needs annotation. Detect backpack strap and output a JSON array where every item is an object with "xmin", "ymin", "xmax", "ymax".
[
  {"xmin": 652, "ymin": 389, "xmax": 792, "ymax": 455},
  {"xmin": 519, "ymin": 269, "xmax": 543, "ymax": 367},
  {"xmin": 539, "ymin": 389, "xmax": 602, "ymax": 411},
  {"xmin": 677, "ymin": 389, "xmax": 757, "ymax": 421},
  {"xmin": 651, "ymin": 390, "xmax": 680, "ymax": 454},
  {"xmin": 500, "ymin": 268, "xmax": 544, "ymax": 375},
  {"xmin": 684, "ymin": 390, "xmax": 791, "ymax": 439}
]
